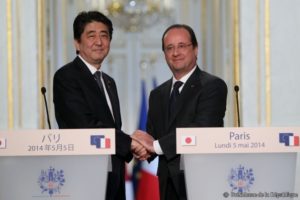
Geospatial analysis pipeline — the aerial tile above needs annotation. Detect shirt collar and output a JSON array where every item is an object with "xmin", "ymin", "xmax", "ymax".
[
  {"xmin": 78, "ymin": 55, "xmax": 101, "ymax": 74},
  {"xmin": 172, "ymin": 65, "xmax": 197, "ymax": 86}
]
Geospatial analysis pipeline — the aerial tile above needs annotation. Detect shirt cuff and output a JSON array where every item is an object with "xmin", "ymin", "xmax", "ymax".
[{"xmin": 153, "ymin": 140, "xmax": 163, "ymax": 155}]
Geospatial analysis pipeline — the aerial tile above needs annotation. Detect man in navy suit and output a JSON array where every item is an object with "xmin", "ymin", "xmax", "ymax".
[
  {"xmin": 53, "ymin": 11, "xmax": 148, "ymax": 200},
  {"xmin": 132, "ymin": 24, "xmax": 228, "ymax": 200}
]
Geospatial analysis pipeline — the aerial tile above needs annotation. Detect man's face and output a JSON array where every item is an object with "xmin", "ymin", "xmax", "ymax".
[
  {"xmin": 74, "ymin": 21, "xmax": 110, "ymax": 69},
  {"xmin": 163, "ymin": 28, "xmax": 198, "ymax": 79}
]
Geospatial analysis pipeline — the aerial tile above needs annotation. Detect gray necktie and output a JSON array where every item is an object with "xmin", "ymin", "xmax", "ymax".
[{"xmin": 94, "ymin": 71, "xmax": 105, "ymax": 94}]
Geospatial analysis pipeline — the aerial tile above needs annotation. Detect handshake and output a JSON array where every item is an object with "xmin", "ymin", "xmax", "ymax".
[{"xmin": 130, "ymin": 130, "xmax": 155, "ymax": 161}]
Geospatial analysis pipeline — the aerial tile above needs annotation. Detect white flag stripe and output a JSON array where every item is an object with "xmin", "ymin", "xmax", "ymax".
[
  {"xmin": 289, "ymin": 136, "xmax": 295, "ymax": 146},
  {"xmin": 125, "ymin": 181, "xmax": 134, "ymax": 200},
  {"xmin": 141, "ymin": 157, "xmax": 159, "ymax": 175},
  {"xmin": 100, "ymin": 137, "xmax": 105, "ymax": 148}
]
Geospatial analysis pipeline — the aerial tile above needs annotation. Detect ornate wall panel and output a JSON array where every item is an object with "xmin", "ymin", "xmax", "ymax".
[{"xmin": 1, "ymin": 0, "xmax": 300, "ymax": 131}]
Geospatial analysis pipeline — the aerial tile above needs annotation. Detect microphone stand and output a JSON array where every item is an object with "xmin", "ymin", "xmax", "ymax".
[
  {"xmin": 41, "ymin": 87, "xmax": 52, "ymax": 129},
  {"xmin": 234, "ymin": 85, "xmax": 240, "ymax": 127}
]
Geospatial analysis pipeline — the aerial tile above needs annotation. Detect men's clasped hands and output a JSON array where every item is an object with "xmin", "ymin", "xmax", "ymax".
[{"xmin": 130, "ymin": 130, "xmax": 155, "ymax": 161}]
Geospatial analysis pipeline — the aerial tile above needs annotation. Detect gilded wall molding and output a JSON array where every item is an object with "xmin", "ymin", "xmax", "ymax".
[
  {"xmin": 38, "ymin": 0, "xmax": 46, "ymax": 128},
  {"xmin": 264, "ymin": 0, "xmax": 271, "ymax": 126},
  {"xmin": 16, "ymin": 0, "xmax": 22, "ymax": 127},
  {"xmin": 200, "ymin": 0, "xmax": 207, "ymax": 69},
  {"xmin": 256, "ymin": 0, "xmax": 262, "ymax": 125},
  {"xmin": 6, "ymin": 0, "xmax": 13, "ymax": 128},
  {"xmin": 233, "ymin": 0, "xmax": 240, "ymax": 127}
]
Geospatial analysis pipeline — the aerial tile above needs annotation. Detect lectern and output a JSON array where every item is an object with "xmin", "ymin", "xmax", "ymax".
[
  {"xmin": 0, "ymin": 129, "xmax": 115, "ymax": 200},
  {"xmin": 177, "ymin": 127, "xmax": 300, "ymax": 200}
]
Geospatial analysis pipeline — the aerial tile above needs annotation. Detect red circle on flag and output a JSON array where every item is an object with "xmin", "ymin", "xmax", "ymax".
[{"xmin": 185, "ymin": 137, "xmax": 192, "ymax": 144}]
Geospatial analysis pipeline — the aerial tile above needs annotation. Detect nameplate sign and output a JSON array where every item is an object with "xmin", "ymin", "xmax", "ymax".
[
  {"xmin": 177, "ymin": 127, "xmax": 300, "ymax": 154},
  {"xmin": 0, "ymin": 129, "xmax": 115, "ymax": 156}
]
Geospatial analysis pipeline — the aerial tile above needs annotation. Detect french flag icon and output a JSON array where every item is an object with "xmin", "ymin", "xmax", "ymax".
[
  {"xmin": 91, "ymin": 135, "xmax": 111, "ymax": 149},
  {"xmin": 279, "ymin": 133, "xmax": 299, "ymax": 146}
]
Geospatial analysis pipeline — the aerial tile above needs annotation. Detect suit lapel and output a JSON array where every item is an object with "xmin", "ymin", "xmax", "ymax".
[
  {"xmin": 74, "ymin": 57, "xmax": 98, "ymax": 90},
  {"xmin": 102, "ymin": 73, "xmax": 122, "ymax": 128},
  {"xmin": 162, "ymin": 79, "xmax": 173, "ymax": 129},
  {"xmin": 74, "ymin": 57, "xmax": 116, "ymax": 124},
  {"xmin": 167, "ymin": 67, "xmax": 202, "ymax": 127}
]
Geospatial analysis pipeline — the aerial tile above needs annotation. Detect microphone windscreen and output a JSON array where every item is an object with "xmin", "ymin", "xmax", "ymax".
[
  {"xmin": 41, "ymin": 87, "xmax": 46, "ymax": 94},
  {"xmin": 234, "ymin": 85, "xmax": 239, "ymax": 92}
]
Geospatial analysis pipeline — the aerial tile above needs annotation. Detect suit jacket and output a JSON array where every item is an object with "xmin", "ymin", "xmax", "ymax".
[
  {"xmin": 53, "ymin": 56, "xmax": 132, "ymax": 200},
  {"xmin": 147, "ymin": 67, "xmax": 227, "ymax": 200}
]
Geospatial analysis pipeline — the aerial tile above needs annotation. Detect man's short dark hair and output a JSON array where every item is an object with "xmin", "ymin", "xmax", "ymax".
[
  {"xmin": 161, "ymin": 24, "xmax": 198, "ymax": 51},
  {"xmin": 73, "ymin": 11, "xmax": 113, "ymax": 42}
]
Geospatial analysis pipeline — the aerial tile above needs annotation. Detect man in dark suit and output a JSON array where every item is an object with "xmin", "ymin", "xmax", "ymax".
[
  {"xmin": 132, "ymin": 24, "xmax": 228, "ymax": 200},
  {"xmin": 53, "ymin": 11, "xmax": 148, "ymax": 200}
]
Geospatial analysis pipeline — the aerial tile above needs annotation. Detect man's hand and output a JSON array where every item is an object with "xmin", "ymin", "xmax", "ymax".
[
  {"xmin": 131, "ymin": 138, "xmax": 150, "ymax": 161},
  {"xmin": 131, "ymin": 130, "xmax": 155, "ymax": 153}
]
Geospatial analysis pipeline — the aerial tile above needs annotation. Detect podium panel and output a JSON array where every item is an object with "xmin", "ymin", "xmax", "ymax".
[
  {"xmin": 177, "ymin": 127, "xmax": 300, "ymax": 200},
  {"xmin": 183, "ymin": 153, "xmax": 298, "ymax": 199},
  {"xmin": 0, "ymin": 129, "xmax": 115, "ymax": 200},
  {"xmin": 0, "ymin": 155, "xmax": 108, "ymax": 200}
]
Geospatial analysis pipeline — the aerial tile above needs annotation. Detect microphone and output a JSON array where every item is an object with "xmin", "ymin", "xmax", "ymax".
[
  {"xmin": 41, "ymin": 87, "xmax": 52, "ymax": 129},
  {"xmin": 234, "ymin": 85, "xmax": 240, "ymax": 127}
]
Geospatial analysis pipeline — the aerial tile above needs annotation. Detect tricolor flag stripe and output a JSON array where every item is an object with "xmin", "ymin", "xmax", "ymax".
[
  {"xmin": 105, "ymin": 138, "xmax": 110, "ymax": 148},
  {"xmin": 289, "ymin": 135, "xmax": 299, "ymax": 146},
  {"xmin": 289, "ymin": 136, "xmax": 294, "ymax": 146},
  {"xmin": 100, "ymin": 137, "xmax": 111, "ymax": 148},
  {"xmin": 295, "ymin": 136, "xmax": 299, "ymax": 146},
  {"xmin": 100, "ymin": 137, "xmax": 105, "ymax": 148}
]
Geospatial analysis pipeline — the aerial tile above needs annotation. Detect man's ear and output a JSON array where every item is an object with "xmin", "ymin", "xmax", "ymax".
[
  {"xmin": 74, "ymin": 39, "xmax": 80, "ymax": 53},
  {"xmin": 194, "ymin": 46, "xmax": 198, "ymax": 57}
]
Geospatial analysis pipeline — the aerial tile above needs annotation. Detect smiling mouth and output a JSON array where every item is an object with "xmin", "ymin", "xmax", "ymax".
[{"xmin": 173, "ymin": 59, "xmax": 183, "ymax": 62}]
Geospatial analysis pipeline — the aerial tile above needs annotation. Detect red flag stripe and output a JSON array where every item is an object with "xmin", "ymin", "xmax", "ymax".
[
  {"xmin": 136, "ymin": 169, "xmax": 159, "ymax": 200},
  {"xmin": 294, "ymin": 136, "xmax": 299, "ymax": 146}
]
